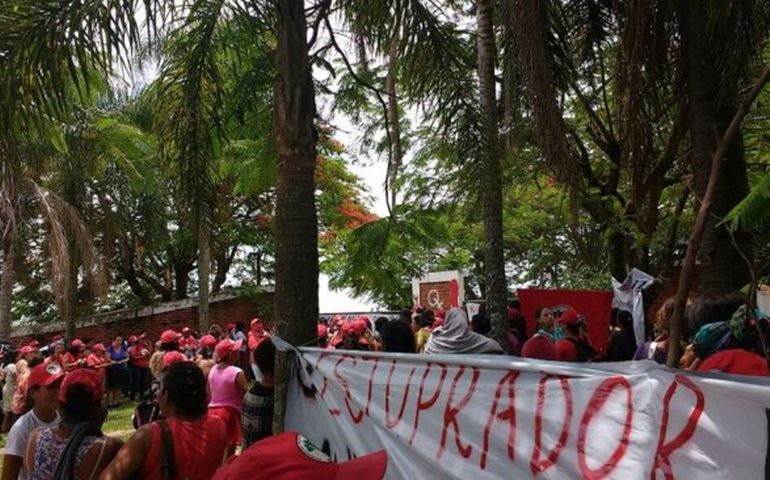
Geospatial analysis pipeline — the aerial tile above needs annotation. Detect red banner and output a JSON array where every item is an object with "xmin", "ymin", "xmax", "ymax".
[{"xmin": 517, "ymin": 289, "xmax": 613, "ymax": 352}]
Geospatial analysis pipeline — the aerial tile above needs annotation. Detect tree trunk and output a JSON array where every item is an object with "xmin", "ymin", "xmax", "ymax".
[
  {"xmin": 272, "ymin": 0, "xmax": 319, "ymax": 434},
  {"xmin": 197, "ymin": 222, "xmax": 210, "ymax": 331},
  {"xmin": 477, "ymin": 0, "xmax": 509, "ymax": 351},
  {"xmin": 685, "ymin": 4, "xmax": 751, "ymax": 295},
  {"xmin": 0, "ymin": 237, "xmax": 15, "ymax": 341},
  {"xmin": 386, "ymin": 32, "xmax": 403, "ymax": 211}
]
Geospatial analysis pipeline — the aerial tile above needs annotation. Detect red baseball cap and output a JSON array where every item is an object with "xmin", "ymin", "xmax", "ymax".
[
  {"xmin": 182, "ymin": 327, "xmax": 191, "ymax": 334},
  {"xmin": 128, "ymin": 335, "xmax": 138, "ymax": 344},
  {"xmin": 215, "ymin": 338, "xmax": 243, "ymax": 361},
  {"xmin": 28, "ymin": 340, "xmax": 40, "ymax": 348},
  {"xmin": 250, "ymin": 318, "xmax": 263, "ymax": 327},
  {"xmin": 59, "ymin": 369, "xmax": 104, "ymax": 403},
  {"xmin": 212, "ymin": 432, "xmax": 387, "ymax": 480},
  {"xmin": 200, "ymin": 334, "xmax": 218, "ymax": 349},
  {"xmin": 160, "ymin": 330, "xmax": 180, "ymax": 344},
  {"xmin": 162, "ymin": 351, "xmax": 188, "ymax": 368},
  {"xmin": 225, "ymin": 322, "xmax": 236, "ymax": 331},
  {"xmin": 71, "ymin": 339, "xmax": 85, "ymax": 350},
  {"xmin": 92, "ymin": 343, "xmax": 106, "ymax": 352},
  {"xmin": 558, "ymin": 308, "xmax": 582, "ymax": 326},
  {"xmin": 28, "ymin": 363, "xmax": 65, "ymax": 388},
  {"xmin": 20, "ymin": 346, "xmax": 35, "ymax": 355},
  {"xmin": 341, "ymin": 322, "xmax": 358, "ymax": 338}
]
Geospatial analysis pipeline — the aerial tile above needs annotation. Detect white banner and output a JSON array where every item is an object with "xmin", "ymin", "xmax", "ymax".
[
  {"xmin": 612, "ymin": 268, "xmax": 655, "ymax": 346},
  {"xmin": 287, "ymin": 348, "xmax": 770, "ymax": 479}
]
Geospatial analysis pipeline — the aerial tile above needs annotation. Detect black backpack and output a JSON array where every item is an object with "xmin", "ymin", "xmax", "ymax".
[{"xmin": 566, "ymin": 337, "xmax": 598, "ymax": 362}]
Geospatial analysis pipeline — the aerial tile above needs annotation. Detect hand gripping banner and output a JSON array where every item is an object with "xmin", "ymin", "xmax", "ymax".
[{"xmin": 286, "ymin": 348, "xmax": 770, "ymax": 479}]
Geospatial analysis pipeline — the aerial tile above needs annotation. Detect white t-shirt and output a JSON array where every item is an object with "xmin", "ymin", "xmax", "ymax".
[{"xmin": 5, "ymin": 409, "xmax": 60, "ymax": 480}]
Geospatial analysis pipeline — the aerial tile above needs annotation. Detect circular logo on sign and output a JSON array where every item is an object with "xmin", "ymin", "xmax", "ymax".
[
  {"xmin": 427, "ymin": 289, "xmax": 443, "ymax": 308},
  {"xmin": 296, "ymin": 434, "xmax": 332, "ymax": 463}
]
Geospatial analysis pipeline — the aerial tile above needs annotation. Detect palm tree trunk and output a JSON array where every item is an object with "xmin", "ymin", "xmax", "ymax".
[
  {"xmin": 0, "ymin": 237, "xmax": 15, "ymax": 341},
  {"xmin": 685, "ymin": 3, "xmax": 751, "ymax": 295},
  {"xmin": 197, "ymin": 222, "xmax": 210, "ymax": 330},
  {"xmin": 477, "ymin": 0, "xmax": 509, "ymax": 351},
  {"xmin": 386, "ymin": 32, "xmax": 403, "ymax": 211},
  {"xmin": 272, "ymin": 0, "xmax": 319, "ymax": 434}
]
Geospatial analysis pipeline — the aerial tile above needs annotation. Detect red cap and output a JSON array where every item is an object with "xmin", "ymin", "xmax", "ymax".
[
  {"xmin": 59, "ymin": 369, "xmax": 103, "ymax": 404},
  {"xmin": 28, "ymin": 340, "xmax": 40, "ymax": 348},
  {"xmin": 71, "ymin": 339, "xmax": 85, "ymax": 349},
  {"xmin": 317, "ymin": 324, "xmax": 328, "ymax": 339},
  {"xmin": 28, "ymin": 363, "xmax": 65, "ymax": 388},
  {"xmin": 226, "ymin": 322, "xmax": 236, "ymax": 331},
  {"xmin": 354, "ymin": 317, "xmax": 369, "ymax": 335},
  {"xmin": 20, "ymin": 346, "xmax": 35, "ymax": 355},
  {"xmin": 200, "ymin": 334, "xmax": 218, "ymax": 349},
  {"xmin": 160, "ymin": 330, "xmax": 180, "ymax": 344},
  {"xmin": 128, "ymin": 335, "xmax": 138, "ymax": 344},
  {"xmin": 212, "ymin": 432, "xmax": 387, "ymax": 480},
  {"xmin": 92, "ymin": 343, "xmax": 106, "ymax": 352},
  {"xmin": 341, "ymin": 322, "xmax": 358, "ymax": 338},
  {"xmin": 558, "ymin": 308, "xmax": 582, "ymax": 326},
  {"xmin": 181, "ymin": 327, "xmax": 191, "ymax": 334},
  {"xmin": 250, "ymin": 318, "xmax": 263, "ymax": 327},
  {"xmin": 697, "ymin": 349, "xmax": 770, "ymax": 377},
  {"xmin": 162, "ymin": 351, "xmax": 188, "ymax": 368},
  {"xmin": 215, "ymin": 338, "xmax": 243, "ymax": 361},
  {"xmin": 432, "ymin": 318, "xmax": 445, "ymax": 329}
]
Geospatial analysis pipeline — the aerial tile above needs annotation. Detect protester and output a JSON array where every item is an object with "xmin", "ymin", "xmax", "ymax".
[
  {"xmin": 106, "ymin": 336, "xmax": 130, "ymax": 407},
  {"xmin": 415, "ymin": 310, "xmax": 434, "ymax": 353},
  {"xmin": 209, "ymin": 324, "xmax": 224, "ymax": 341},
  {"xmin": 46, "ymin": 343, "xmax": 66, "ymax": 368},
  {"xmin": 1, "ymin": 351, "xmax": 17, "ymax": 433},
  {"xmin": 24, "ymin": 369, "xmax": 122, "ymax": 480},
  {"xmin": 212, "ymin": 431, "xmax": 387, "ymax": 480},
  {"xmin": 179, "ymin": 327, "xmax": 199, "ymax": 356},
  {"xmin": 2, "ymin": 363, "xmax": 63, "ymax": 480},
  {"xmin": 506, "ymin": 307, "xmax": 526, "ymax": 356},
  {"xmin": 381, "ymin": 320, "xmax": 417, "ymax": 353},
  {"xmin": 150, "ymin": 330, "xmax": 180, "ymax": 380},
  {"xmin": 335, "ymin": 321, "xmax": 370, "ymax": 351},
  {"xmin": 317, "ymin": 323, "xmax": 329, "ymax": 349},
  {"xmin": 471, "ymin": 305, "xmax": 491, "ymax": 336},
  {"xmin": 62, "ymin": 340, "xmax": 86, "ymax": 372},
  {"xmin": 247, "ymin": 318, "xmax": 270, "ymax": 381},
  {"xmin": 606, "ymin": 310, "xmax": 638, "ymax": 361},
  {"xmin": 86, "ymin": 343, "xmax": 110, "ymax": 393},
  {"xmin": 12, "ymin": 353, "xmax": 43, "ymax": 421},
  {"xmin": 554, "ymin": 309, "xmax": 597, "ymax": 362},
  {"xmin": 101, "ymin": 362, "xmax": 228, "ymax": 480},
  {"xmin": 373, "ymin": 316, "xmax": 389, "ymax": 341},
  {"xmin": 208, "ymin": 338, "xmax": 248, "ymax": 458},
  {"xmin": 128, "ymin": 335, "xmax": 152, "ymax": 401},
  {"xmin": 683, "ymin": 302, "xmax": 770, "ymax": 376},
  {"xmin": 633, "ymin": 297, "xmax": 680, "ymax": 364},
  {"xmin": 521, "ymin": 307, "xmax": 557, "ymax": 360},
  {"xmin": 196, "ymin": 334, "xmax": 218, "ymax": 378},
  {"xmin": 424, "ymin": 308, "xmax": 503, "ymax": 355},
  {"xmin": 241, "ymin": 339, "xmax": 275, "ymax": 449}
]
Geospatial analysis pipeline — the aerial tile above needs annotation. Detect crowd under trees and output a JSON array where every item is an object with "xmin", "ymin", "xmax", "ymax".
[{"xmin": 1, "ymin": 0, "xmax": 770, "ymax": 416}]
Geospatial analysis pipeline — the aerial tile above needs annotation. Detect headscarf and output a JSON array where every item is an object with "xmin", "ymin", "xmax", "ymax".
[{"xmin": 424, "ymin": 308, "xmax": 503, "ymax": 355}]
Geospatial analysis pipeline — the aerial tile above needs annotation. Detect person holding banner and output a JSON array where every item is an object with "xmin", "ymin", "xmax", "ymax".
[
  {"xmin": 424, "ymin": 308, "xmax": 502, "ymax": 355},
  {"xmin": 521, "ymin": 307, "xmax": 557, "ymax": 360}
]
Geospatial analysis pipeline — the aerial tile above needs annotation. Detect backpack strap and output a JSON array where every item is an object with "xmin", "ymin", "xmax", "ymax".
[{"xmin": 159, "ymin": 421, "xmax": 176, "ymax": 480}]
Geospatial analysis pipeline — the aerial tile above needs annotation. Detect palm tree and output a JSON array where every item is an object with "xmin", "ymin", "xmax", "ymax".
[{"xmin": 476, "ymin": 0, "xmax": 509, "ymax": 350}]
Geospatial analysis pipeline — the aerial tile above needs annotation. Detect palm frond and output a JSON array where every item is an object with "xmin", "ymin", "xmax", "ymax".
[{"xmin": 724, "ymin": 170, "xmax": 770, "ymax": 231}]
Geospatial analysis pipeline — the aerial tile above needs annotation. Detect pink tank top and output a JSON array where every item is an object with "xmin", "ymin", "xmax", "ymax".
[{"xmin": 207, "ymin": 365, "xmax": 243, "ymax": 411}]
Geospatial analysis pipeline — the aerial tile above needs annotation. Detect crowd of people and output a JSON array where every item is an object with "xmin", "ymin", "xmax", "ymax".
[
  {"xmin": 317, "ymin": 293, "xmax": 770, "ymax": 377},
  {"xmin": 0, "ymin": 292, "xmax": 764, "ymax": 479},
  {"xmin": 0, "ymin": 318, "xmax": 388, "ymax": 479}
]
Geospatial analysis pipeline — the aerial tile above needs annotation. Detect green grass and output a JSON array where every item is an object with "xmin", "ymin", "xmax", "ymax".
[{"xmin": 103, "ymin": 402, "xmax": 136, "ymax": 436}]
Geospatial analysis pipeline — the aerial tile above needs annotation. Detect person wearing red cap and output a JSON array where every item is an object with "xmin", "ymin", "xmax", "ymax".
[
  {"xmin": 2, "ymin": 363, "xmax": 63, "ymax": 480},
  {"xmin": 554, "ymin": 309, "xmax": 597, "ymax": 362},
  {"xmin": 246, "ymin": 319, "xmax": 269, "ymax": 382},
  {"xmin": 24, "ymin": 369, "xmax": 123, "ymax": 480},
  {"xmin": 101, "ymin": 362, "xmax": 228, "ymax": 480},
  {"xmin": 195, "ymin": 334, "xmax": 218, "ymax": 378},
  {"xmin": 208, "ymin": 338, "xmax": 248, "ymax": 458},
  {"xmin": 62, "ymin": 340, "xmax": 86, "ymax": 373},
  {"xmin": 317, "ymin": 323, "xmax": 329, "ymax": 348},
  {"xmin": 178, "ymin": 327, "xmax": 199, "ymax": 356},
  {"xmin": 150, "ymin": 330, "xmax": 180, "ymax": 380},
  {"xmin": 46, "ymin": 343, "xmax": 67, "ymax": 370},
  {"xmin": 212, "ymin": 432, "xmax": 387, "ymax": 480},
  {"xmin": 521, "ymin": 307, "xmax": 558, "ymax": 361},
  {"xmin": 86, "ymin": 344, "xmax": 110, "ymax": 396}
]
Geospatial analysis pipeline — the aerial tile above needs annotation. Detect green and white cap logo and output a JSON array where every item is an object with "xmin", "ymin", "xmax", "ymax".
[{"xmin": 296, "ymin": 434, "xmax": 332, "ymax": 463}]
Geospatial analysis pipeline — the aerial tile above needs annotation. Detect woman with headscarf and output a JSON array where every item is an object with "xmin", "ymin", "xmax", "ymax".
[{"xmin": 424, "ymin": 308, "xmax": 503, "ymax": 355}]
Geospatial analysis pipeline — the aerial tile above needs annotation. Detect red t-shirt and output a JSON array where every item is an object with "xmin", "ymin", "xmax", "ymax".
[
  {"xmin": 247, "ymin": 332, "xmax": 269, "ymax": 351},
  {"xmin": 62, "ymin": 352, "xmax": 83, "ymax": 372},
  {"xmin": 140, "ymin": 416, "xmax": 227, "ymax": 480},
  {"xmin": 129, "ymin": 344, "xmax": 152, "ymax": 369},
  {"xmin": 87, "ymin": 353, "xmax": 109, "ymax": 381},
  {"xmin": 554, "ymin": 339, "xmax": 579, "ymax": 362},
  {"xmin": 697, "ymin": 349, "xmax": 770, "ymax": 377},
  {"xmin": 521, "ymin": 335, "xmax": 557, "ymax": 361}
]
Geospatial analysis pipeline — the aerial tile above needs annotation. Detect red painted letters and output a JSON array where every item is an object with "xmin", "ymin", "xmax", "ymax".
[
  {"xmin": 437, "ymin": 366, "xmax": 481, "ymax": 461},
  {"xmin": 409, "ymin": 362, "xmax": 448, "ymax": 445},
  {"xmin": 480, "ymin": 370, "xmax": 520, "ymax": 470},
  {"xmin": 530, "ymin": 375, "xmax": 573, "ymax": 475}
]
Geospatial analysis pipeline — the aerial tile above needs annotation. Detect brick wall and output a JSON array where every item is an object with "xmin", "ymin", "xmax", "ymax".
[{"xmin": 11, "ymin": 289, "xmax": 274, "ymax": 347}]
